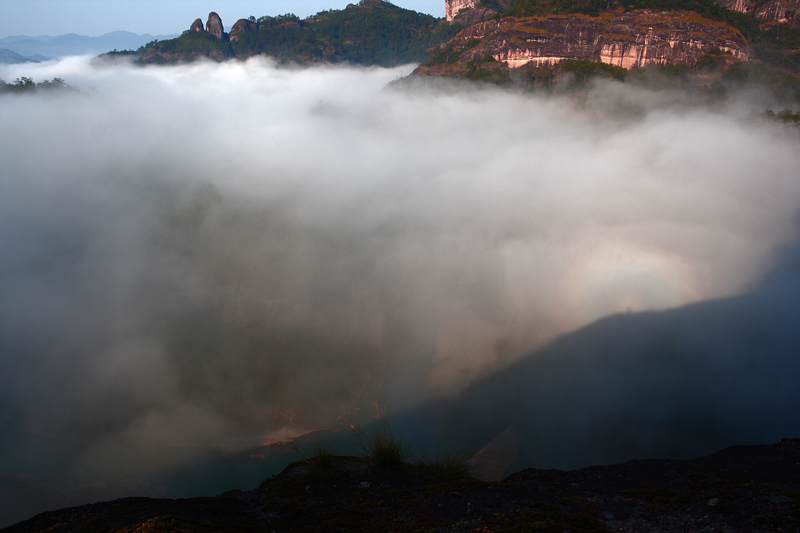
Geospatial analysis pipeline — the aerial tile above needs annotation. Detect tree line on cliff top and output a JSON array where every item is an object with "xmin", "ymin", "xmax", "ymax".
[
  {"xmin": 139, "ymin": 3, "xmax": 461, "ymax": 66},
  {"xmin": 505, "ymin": 0, "xmax": 760, "ymax": 37}
]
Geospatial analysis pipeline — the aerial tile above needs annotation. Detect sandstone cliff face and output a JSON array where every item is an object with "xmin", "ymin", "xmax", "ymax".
[
  {"xmin": 418, "ymin": 10, "xmax": 749, "ymax": 75},
  {"xmin": 206, "ymin": 12, "xmax": 225, "ymax": 40},
  {"xmin": 190, "ymin": 18, "xmax": 204, "ymax": 32},
  {"xmin": 447, "ymin": 0, "xmax": 514, "ymax": 24},
  {"xmin": 447, "ymin": 0, "xmax": 480, "ymax": 21}
]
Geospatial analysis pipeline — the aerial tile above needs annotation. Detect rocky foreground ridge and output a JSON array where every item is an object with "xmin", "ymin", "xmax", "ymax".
[{"xmin": 4, "ymin": 438, "xmax": 799, "ymax": 532}]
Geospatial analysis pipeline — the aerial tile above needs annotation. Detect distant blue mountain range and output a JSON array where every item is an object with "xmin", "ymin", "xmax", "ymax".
[
  {"xmin": 0, "ymin": 31, "xmax": 178, "ymax": 62},
  {"xmin": 0, "ymin": 48, "xmax": 49, "ymax": 64}
]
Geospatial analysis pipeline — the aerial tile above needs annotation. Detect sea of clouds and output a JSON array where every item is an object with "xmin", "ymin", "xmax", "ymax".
[{"xmin": 1, "ymin": 55, "xmax": 799, "ymax": 524}]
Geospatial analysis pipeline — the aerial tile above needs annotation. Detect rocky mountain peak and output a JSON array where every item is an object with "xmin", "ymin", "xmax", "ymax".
[
  {"xmin": 206, "ymin": 12, "xmax": 225, "ymax": 39},
  {"xmin": 446, "ymin": 0, "xmax": 514, "ymax": 24},
  {"xmin": 446, "ymin": 0, "xmax": 480, "ymax": 21},
  {"xmin": 229, "ymin": 18, "xmax": 257, "ymax": 42},
  {"xmin": 189, "ymin": 18, "xmax": 204, "ymax": 32}
]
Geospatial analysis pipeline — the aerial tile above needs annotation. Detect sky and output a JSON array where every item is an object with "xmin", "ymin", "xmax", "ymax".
[{"xmin": 0, "ymin": 0, "xmax": 446, "ymax": 38}]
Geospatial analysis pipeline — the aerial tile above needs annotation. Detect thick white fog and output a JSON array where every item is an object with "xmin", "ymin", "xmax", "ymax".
[{"xmin": 1, "ymin": 56, "xmax": 800, "ymax": 522}]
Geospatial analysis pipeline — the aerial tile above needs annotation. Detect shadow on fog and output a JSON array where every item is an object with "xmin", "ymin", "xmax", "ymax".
[
  {"xmin": 3, "ymin": 57, "xmax": 800, "ymax": 526},
  {"xmin": 3, "ymin": 242, "xmax": 800, "ymax": 526},
  {"xmin": 391, "ymin": 243, "xmax": 800, "ymax": 475}
]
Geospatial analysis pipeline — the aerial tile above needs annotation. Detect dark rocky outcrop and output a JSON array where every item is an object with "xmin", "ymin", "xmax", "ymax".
[
  {"xmin": 229, "ymin": 18, "xmax": 257, "ymax": 41},
  {"xmin": 446, "ymin": 0, "xmax": 479, "ymax": 21},
  {"xmin": 5, "ymin": 439, "xmax": 800, "ymax": 532},
  {"xmin": 279, "ymin": 20, "xmax": 302, "ymax": 31},
  {"xmin": 447, "ymin": 0, "xmax": 514, "ymax": 24},
  {"xmin": 206, "ymin": 12, "xmax": 226, "ymax": 40},
  {"xmin": 190, "ymin": 18, "xmax": 204, "ymax": 32}
]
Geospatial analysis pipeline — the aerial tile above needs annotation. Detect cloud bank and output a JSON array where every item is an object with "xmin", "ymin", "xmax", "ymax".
[{"xmin": 1, "ymin": 55, "xmax": 800, "ymax": 520}]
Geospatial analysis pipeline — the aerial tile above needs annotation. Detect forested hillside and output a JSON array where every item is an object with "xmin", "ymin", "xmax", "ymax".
[{"xmin": 136, "ymin": 0, "xmax": 461, "ymax": 66}]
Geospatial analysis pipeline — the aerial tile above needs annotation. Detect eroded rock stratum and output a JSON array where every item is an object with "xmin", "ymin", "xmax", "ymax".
[{"xmin": 417, "ymin": 9, "xmax": 750, "ymax": 76}]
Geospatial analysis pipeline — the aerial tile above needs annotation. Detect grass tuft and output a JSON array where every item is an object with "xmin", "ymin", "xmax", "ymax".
[
  {"xmin": 294, "ymin": 439, "xmax": 339, "ymax": 469},
  {"xmin": 362, "ymin": 431, "xmax": 414, "ymax": 468},
  {"xmin": 310, "ymin": 439, "xmax": 339, "ymax": 468},
  {"xmin": 416, "ymin": 450, "xmax": 475, "ymax": 478}
]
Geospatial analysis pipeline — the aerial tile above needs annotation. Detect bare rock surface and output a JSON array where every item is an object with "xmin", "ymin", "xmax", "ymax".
[
  {"xmin": 206, "ymin": 12, "xmax": 225, "ymax": 40},
  {"xmin": 447, "ymin": 0, "xmax": 480, "ymax": 21},
  {"xmin": 417, "ymin": 9, "xmax": 750, "ymax": 77}
]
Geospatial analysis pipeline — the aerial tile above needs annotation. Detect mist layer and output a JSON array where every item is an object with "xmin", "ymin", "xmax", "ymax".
[{"xmin": 1, "ymin": 57, "xmax": 800, "ymax": 518}]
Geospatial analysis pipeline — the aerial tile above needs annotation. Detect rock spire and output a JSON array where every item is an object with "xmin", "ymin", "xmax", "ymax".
[{"xmin": 206, "ymin": 12, "xmax": 224, "ymax": 39}]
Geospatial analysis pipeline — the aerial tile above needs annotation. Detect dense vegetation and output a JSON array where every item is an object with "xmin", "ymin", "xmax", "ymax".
[
  {"xmin": 151, "ymin": 29, "xmax": 233, "ymax": 57},
  {"xmin": 324, "ymin": 6, "xmax": 457, "ymax": 64},
  {"xmin": 139, "ymin": 1, "xmax": 461, "ymax": 66},
  {"xmin": 752, "ymin": 24, "xmax": 800, "ymax": 72},
  {"xmin": 0, "ymin": 77, "xmax": 68, "ymax": 93},
  {"xmin": 505, "ymin": 0, "xmax": 759, "ymax": 37}
]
